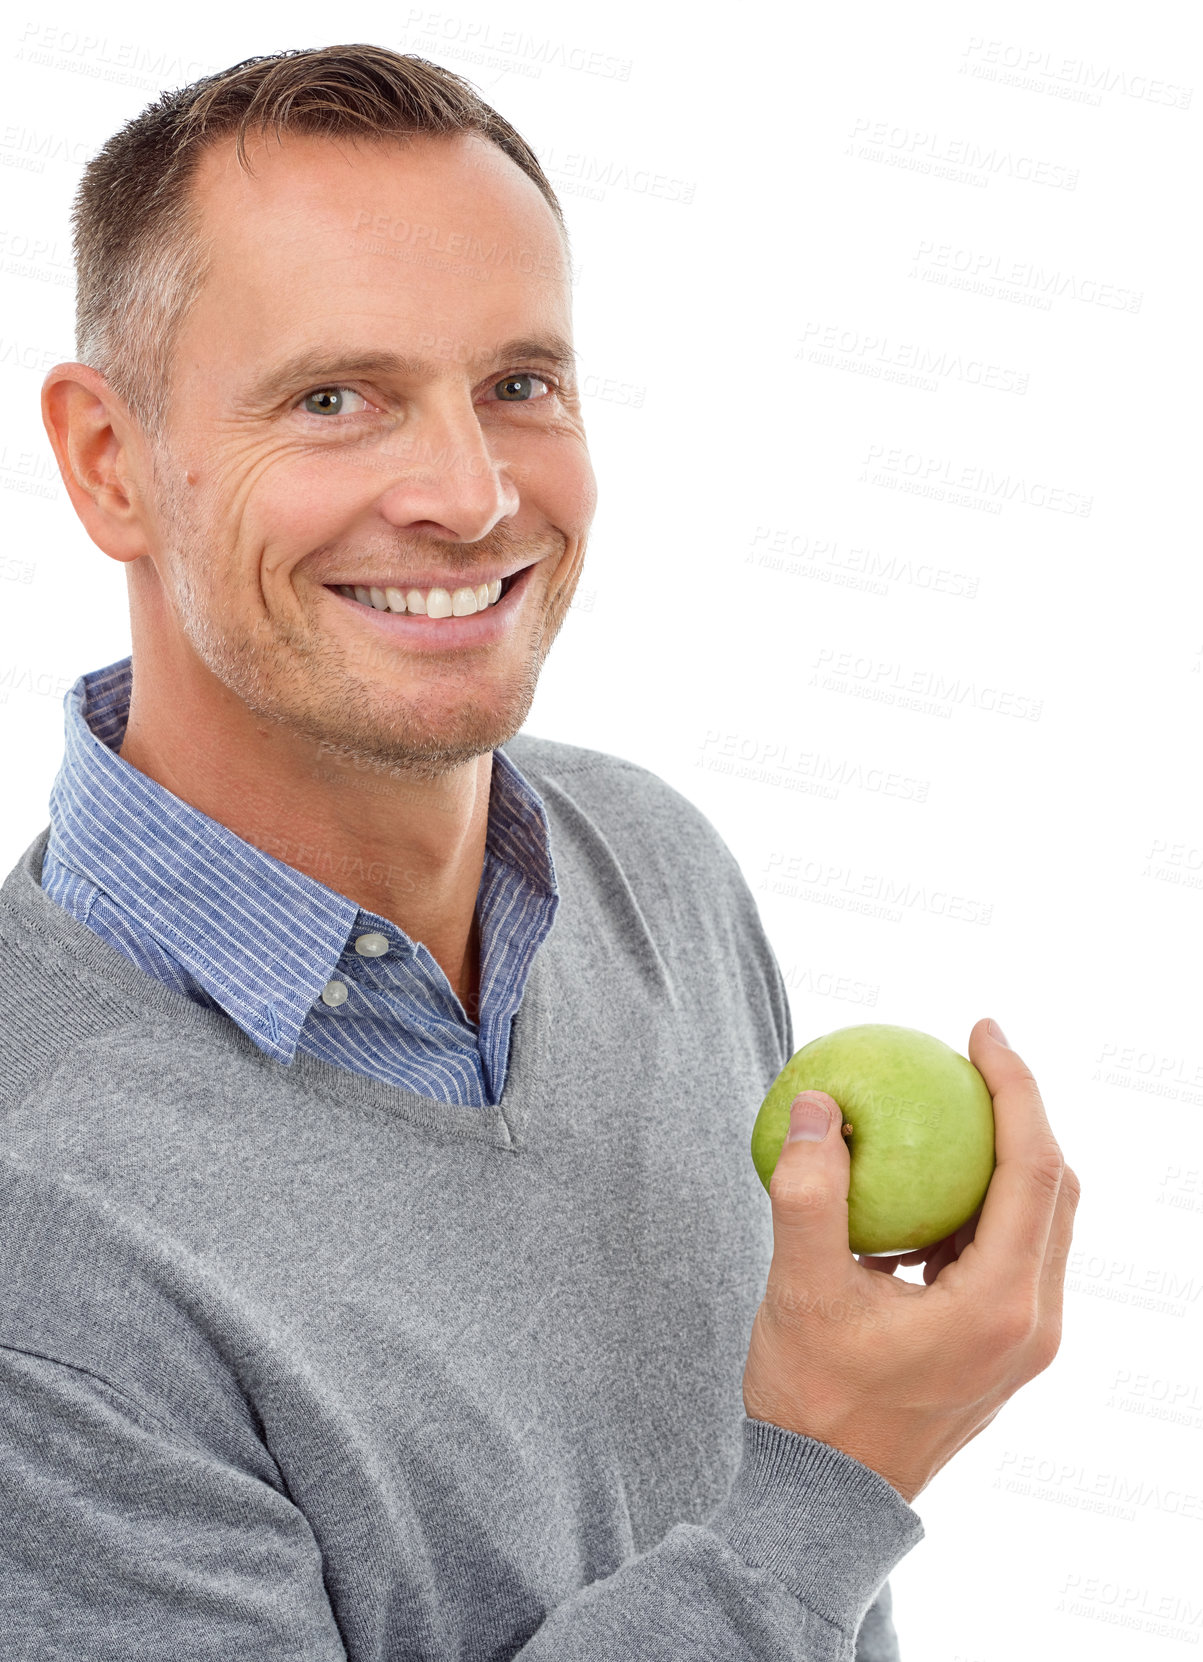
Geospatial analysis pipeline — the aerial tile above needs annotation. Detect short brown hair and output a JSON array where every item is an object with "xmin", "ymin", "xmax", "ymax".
[{"xmin": 70, "ymin": 44, "xmax": 570, "ymax": 440}]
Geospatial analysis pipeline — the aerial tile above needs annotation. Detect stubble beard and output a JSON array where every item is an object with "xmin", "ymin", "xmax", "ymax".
[{"xmin": 153, "ymin": 457, "xmax": 577, "ymax": 783}]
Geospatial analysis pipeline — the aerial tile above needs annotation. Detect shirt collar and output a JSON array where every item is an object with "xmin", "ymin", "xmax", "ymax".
[{"xmin": 45, "ymin": 655, "xmax": 557, "ymax": 1063}]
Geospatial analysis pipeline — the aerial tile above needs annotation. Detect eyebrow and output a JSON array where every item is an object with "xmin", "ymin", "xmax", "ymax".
[{"xmin": 240, "ymin": 335, "xmax": 578, "ymax": 410}]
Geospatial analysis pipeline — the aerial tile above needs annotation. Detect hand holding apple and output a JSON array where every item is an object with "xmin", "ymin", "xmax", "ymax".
[
  {"xmin": 751, "ymin": 1023, "xmax": 996, "ymax": 1255},
  {"xmin": 740, "ymin": 1019, "xmax": 1080, "ymax": 1504}
]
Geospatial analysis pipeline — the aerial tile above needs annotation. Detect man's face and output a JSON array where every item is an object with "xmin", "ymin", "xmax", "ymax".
[{"xmin": 141, "ymin": 128, "xmax": 595, "ymax": 778}]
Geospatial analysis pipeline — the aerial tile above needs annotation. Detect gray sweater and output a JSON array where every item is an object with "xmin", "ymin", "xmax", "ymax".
[{"xmin": 0, "ymin": 734, "xmax": 923, "ymax": 1659}]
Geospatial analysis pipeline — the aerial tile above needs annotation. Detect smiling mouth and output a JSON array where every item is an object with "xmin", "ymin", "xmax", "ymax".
[{"xmin": 323, "ymin": 566, "xmax": 526, "ymax": 617}]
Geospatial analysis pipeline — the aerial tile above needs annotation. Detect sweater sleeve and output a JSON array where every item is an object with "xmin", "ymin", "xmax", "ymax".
[
  {"xmin": 0, "ymin": 1343, "xmax": 921, "ymax": 1661},
  {"xmin": 0, "ymin": 1344, "xmax": 349, "ymax": 1660},
  {"xmin": 516, "ymin": 1417, "xmax": 923, "ymax": 1660}
]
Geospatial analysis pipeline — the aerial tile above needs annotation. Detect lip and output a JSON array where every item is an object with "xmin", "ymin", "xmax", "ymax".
[
  {"xmin": 322, "ymin": 561, "xmax": 536, "ymax": 652},
  {"xmin": 323, "ymin": 561, "xmax": 530, "ymax": 591}
]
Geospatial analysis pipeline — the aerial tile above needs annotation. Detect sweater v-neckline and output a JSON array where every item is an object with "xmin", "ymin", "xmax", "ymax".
[
  {"xmin": 0, "ymin": 827, "xmax": 552, "ymax": 1153},
  {"xmin": 281, "ymin": 945, "xmax": 551, "ymax": 1149}
]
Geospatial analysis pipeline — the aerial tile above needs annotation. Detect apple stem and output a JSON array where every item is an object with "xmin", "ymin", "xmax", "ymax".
[{"xmin": 842, "ymin": 1123, "xmax": 854, "ymax": 1138}]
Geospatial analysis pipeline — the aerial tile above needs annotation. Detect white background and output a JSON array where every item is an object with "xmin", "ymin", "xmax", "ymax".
[{"xmin": 2, "ymin": 3, "xmax": 1200, "ymax": 1658}]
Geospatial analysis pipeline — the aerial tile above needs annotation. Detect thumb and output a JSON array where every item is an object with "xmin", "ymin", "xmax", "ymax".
[{"xmin": 766, "ymin": 1091, "xmax": 854, "ymax": 1270}]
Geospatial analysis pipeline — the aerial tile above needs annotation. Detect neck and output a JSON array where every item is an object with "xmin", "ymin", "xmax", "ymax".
[{"xmin": 118, "ymin": 641, "xmax": 494, "ymax": 1022}]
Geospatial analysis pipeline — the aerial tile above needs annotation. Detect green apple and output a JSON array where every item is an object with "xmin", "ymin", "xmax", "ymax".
[{"xmin": 751, "ymin": 1023, "xmax": 995, "ymax": 1256}]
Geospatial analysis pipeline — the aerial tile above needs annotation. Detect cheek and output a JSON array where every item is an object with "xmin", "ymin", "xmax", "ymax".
[
  {"xmin": 232, "ymin": 454, "xmax": 372, "ymax": 568},
  {"xmin": 537, "ymin": 443, "xmax": 598, "ymax": 533}
]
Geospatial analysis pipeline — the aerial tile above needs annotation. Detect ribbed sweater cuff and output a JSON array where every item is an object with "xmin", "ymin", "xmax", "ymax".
[{"xmin": 706, "ymin": 1416, "xmax": 925, "ymax": 1635}]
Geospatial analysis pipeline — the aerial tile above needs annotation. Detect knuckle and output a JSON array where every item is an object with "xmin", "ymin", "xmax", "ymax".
[
  {"xmin": 1061, "ymin": 1165, "xmax": 1082, "ymax": 1207},
  {"xmin": 1029, "ymin": 1144, "xmax": 1066, "ymax": 1200},
  {"xmin": 1029, "ymin": 1318, "xmax": 1063, "ymax": 1375},
  {"xmin": 995, "ymin": 1298, "xmax": 1039, "ymax": 1351}
]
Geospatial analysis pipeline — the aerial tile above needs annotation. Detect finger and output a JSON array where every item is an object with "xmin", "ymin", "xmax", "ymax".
[
  {"xmin": 942, "ymin": 1212, "xmax": 980, "ymax": 1264},
  {"xmin": 954, "ymin": 1213, "xmax": 980, "ymax": 1253},
  {"xmin": 923, "ymin": 1237, "xmax": 958, "ymax": 1284},
  {"xmin": 766, "ymin": 1092, "xmax": 857, "ymax": 1280},
  {"xmin": 1035, "ymin": 1163, "xmax": 1082, "ymax": 1357},
  {"xmin": 896, "ymin": 1227, "xmax": 960, "ymax": 1267},
  {"xmin": 963, "ymin": 1018, "xmax": 1064, "ymax": 1294},
  {"xmin": 858, "ymin": 1254, "xmax": 900, "ymax": 1275},
  {"xmin": 883, "ymin": 1210, "xmax": 982, "ymax": 1282}
]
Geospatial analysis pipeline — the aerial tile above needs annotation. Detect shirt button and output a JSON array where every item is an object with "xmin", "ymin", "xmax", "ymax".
[
  {"xmin": 321, "ymin": 979, "xmax": 349, "ymax": 1007},
  {"xmin": 354, "ymin": 931, "xmax": 390, "ymax": 958}
]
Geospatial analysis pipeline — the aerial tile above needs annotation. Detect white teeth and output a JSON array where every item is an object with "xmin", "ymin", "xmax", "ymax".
[{"xmin": 335, "ymin": 571, "xmax": 515, "ymax": 616}]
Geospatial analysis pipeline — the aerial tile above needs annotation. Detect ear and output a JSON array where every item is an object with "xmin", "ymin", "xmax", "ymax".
[{"xmin": 41, "ymin": 363, "xmax": 155, "ymax": 563}]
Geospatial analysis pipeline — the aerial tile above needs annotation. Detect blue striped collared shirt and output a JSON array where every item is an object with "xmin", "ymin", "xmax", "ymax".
[{"xmin": 38, "ymin": 656, "xmax": 559, "ymax": 1107}]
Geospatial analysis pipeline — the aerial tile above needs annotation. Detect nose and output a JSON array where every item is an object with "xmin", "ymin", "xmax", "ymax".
[{"xmin": 373, "ymin": 390, "xmax": 521, "ymax": 544}]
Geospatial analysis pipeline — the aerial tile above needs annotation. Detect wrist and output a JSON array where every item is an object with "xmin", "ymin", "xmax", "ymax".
[{"xmin": 741, "ymin": 1383, "xmax": 924, "ymax": 1504}]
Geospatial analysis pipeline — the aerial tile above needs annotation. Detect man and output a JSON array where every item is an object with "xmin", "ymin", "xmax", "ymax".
[{"xmin": 0, "ymin": 44, "xmax": 1078, "ymax": 1660}]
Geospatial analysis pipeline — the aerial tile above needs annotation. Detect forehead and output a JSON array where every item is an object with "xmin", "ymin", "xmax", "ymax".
[{"xmin": 181, "ymin": 129, "xmax": 569, "ymax": 360}]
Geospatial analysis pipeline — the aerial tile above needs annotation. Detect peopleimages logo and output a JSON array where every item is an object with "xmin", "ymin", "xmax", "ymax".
[
  {"xmin": 1094, "ymin": 1037, "xmax": 1203, "ymax": 1108},
  {"xmin": 0, "ymin": 663, "xmax": 76, "ymax": 703},
  {"xmin": 0, "ymin": 445, "xmax": 64, "ymax": 501},
  {"xmin": 0, "ymin": 335, "xmax": 67, "ymax": 374},
  {"xmin": 861, "ymin": 443, "xmax": 1092, "ymax": 517},
  {"xmin": 798, "ymin": 321, "xmax": 1029, "ymax": 395},
  {"xmin": 1057, "ymin": 1572, "xmax": 1203, "ymax": 1646},
  {"xmin": 846, "ymin": 117, "xmax": 1079, "ymax": 190},
  {"xmin": 0, "ymin": 228, "xmax": 73, "ymax": 285},
  {"xmin": 995, "ymin": 1448, "xmax": 1203, "ymax": 1524},
  {"xmin": 779, "ymin": 963, "xmax": 881, "ymax": 1007},
  {"xmin": 1107, "ymin": 1366, "xmax": 1203, "ymax": 1430},
  {"xmin": 909, "ymin": 241, "xmax": 1143, "ymax": 313},
  {"xmin": 960, "ymin": 37, "xmax": 1192, "ymax": 110},
  {"xmin": 1066, "ymin": 1249, "xmax": 1203, "ymax": 1317},
  {"xmin": 811, "ymin": 648, "xmax": 1043, "ymax": 723},
  {"xmin": 0, "ymin": 122, "xmax": 98, "ymax": 174},
  {"xmin": 14, "ymin": 23, "xmax": 218, "ymax": 91},
  {"xmin": 696, "ymin": 729, "xmax": 931, "ymax": 804},
  {"xmin": 399, "ymin": 10, "xmax": 633, "ymax": 80},
  {"xmin": 349, "ymin": 210, "xmax": 570, "ymax": 282},
  {"xmin": 759, "ymin": 850, "xmax": 993, "ymax": 928},
  {"xmin": 746, "ymin": 526, "xmax": 980, "ymax": 602}
]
